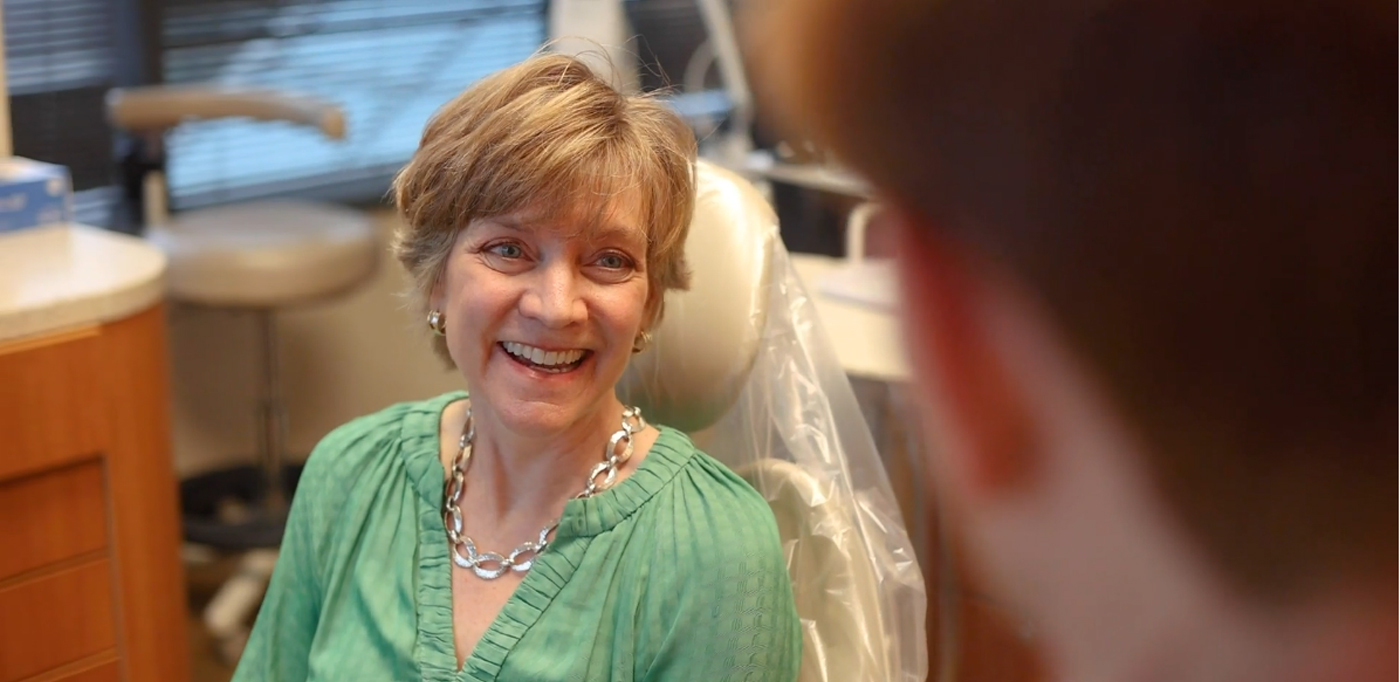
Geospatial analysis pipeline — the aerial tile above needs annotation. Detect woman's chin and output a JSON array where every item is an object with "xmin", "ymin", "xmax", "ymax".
[
  {"xmin": 471, "ymin": 384, "xmax": 610, "ymax": 436},
  {"xmin": 490, "ymin": 402, "xmax": 593, "ymax": 438}
]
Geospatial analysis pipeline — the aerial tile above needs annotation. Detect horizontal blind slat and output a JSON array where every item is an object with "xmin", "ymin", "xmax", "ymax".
[
  {"xmin": 163, "ymin": 2, "xmax": 545, "ymax": 208},
  {"xmin": 4, "ymin": 0, "xmax": 113, "ymax": 93},
  {"xmin": 4, "ymin": 0, "xmax": 116, "ymax": 228}
]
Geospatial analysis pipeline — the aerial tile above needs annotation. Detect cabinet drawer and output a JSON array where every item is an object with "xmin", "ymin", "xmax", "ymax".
[
  {"xmin": 0, "ymin": 461, "xmax": 108, "ymax": 582},
  {"xmin": 65, "ymin": 661, "xmax": 120, "ymax": 682},
  {"xmin": 0, "ymin": 560, "xmax": 116, "ymax": 682},
  {"xmin": 0, "ymin": 329, "xmax": 106, "ymax": 482},
  {"xmin": 29, "ymin": 658, "xmax": 120, "ymax": 682}
]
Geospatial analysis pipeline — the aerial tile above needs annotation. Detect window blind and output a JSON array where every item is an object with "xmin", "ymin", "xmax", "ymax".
[
  {"xmin": 160, "ymin": 0, "xmax": 547, "ymax": 210},
  {"xmin": 4, "ymin": 0, "xmax": 122, "ymax": 226}
]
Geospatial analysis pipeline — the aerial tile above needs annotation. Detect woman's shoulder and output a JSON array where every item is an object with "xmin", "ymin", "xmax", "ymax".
[
  {"xmin": 647, "ymin": 428, "xmax": 787, "ymax": 559},
  {"xmin": 662, "ymin": 431, "xmax": 771, "ymax": 509},
  {"xmin": 312, "ymin": 395, "xmax": 439, "ymax": 452},
  {"xmin": 295, "ymin": 391, "xmax": 461, "ymax": 505},
  {"xmin": 630, "ymin": 429, "xmax": 801, "ymax": 673}
]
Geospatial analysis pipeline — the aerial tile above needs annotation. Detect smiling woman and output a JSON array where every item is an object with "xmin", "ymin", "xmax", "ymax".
[
  {"xmin": 436, "ymin": 201, "xmax": 656, "ymax": 438},
  {"xmin": 229, "ymin": 53, "xmax": 802, "ymax": 682}
]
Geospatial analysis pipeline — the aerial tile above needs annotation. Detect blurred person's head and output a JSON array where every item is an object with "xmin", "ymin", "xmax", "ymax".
[{"xmin": 751, "ymin": 0, "xmax": 1396, "ymax": 680}]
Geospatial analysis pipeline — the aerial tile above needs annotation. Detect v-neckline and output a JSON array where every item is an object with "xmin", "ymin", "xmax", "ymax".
[
  {"xmin": 402, "ymin": 391, "xmax": 693, "ymax": 681},
  {"xmin": 415, "ymin": 392, "xmax": 565, "ymax": 680},
  {"xmin": 442, "ymin": 534, "xmax": 559, "ymax": 679}
]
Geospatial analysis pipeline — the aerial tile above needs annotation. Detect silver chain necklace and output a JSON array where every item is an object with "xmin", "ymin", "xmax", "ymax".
[{"xmin": 443, "ymin": 401, "xmax": 647, "ymax": 580}]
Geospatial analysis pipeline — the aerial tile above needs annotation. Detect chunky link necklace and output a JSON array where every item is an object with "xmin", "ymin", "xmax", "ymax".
[{"xmin": 443, "ymin": 401, "xmax": 647, "ymax": 580}]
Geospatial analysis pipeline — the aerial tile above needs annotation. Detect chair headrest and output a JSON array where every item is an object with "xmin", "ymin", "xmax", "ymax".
[{"xmin": 618, "ymin": 160, "xmax": 775, "ymax": 433}]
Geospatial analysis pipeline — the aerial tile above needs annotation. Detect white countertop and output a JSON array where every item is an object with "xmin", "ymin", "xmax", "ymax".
[
  {"xmin": 0, "ymin": 224, "xmax": 167, "ymax": 343},
  {"xmin": 790, "ymin": 253, "xmax": 910, "ymax": 383}
]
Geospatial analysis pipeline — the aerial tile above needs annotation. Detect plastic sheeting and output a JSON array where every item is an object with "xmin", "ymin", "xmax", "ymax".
[{"xmin": 619, "ymin": 165, "xmax": 928, "ymax": 682}]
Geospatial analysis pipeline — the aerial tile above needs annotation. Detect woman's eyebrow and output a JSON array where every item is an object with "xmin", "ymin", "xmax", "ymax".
[
  {"xmin": 484, "ymin": 211, "xmax": 642, "ymax": 245},
  {"xmin": 471, "ymin": 215, "xmax": 543, "ymax": 237},
  {"xmin": 579, "ymin": 211, "xmax": 648, "ymax": 242},
  {"xmin": 589, "ymin": 223, "xmax": 642, "ymax": 242},
  {"xmin": 489, "ymin": 216, "xmax": 530, "ymax": 231}
]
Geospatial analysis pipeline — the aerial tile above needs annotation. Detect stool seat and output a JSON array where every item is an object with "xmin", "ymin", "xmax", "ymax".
[{"xmin": 149, "ymin": 199, "xmax": 378, "ymax": 307}]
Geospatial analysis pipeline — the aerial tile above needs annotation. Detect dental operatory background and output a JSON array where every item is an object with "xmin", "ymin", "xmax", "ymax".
[{"xmin": 0, "ymin": 2, "xmax": 1041, "ymax": 681}]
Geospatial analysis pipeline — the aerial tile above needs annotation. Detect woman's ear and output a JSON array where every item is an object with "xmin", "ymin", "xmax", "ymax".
[
  {"xmin": 891, "ymin": 209, "xmax": 1038, "ymax": 502},
  {"xmin": 428, "ymin": 277, "xmax": 445, "ymax": 311}
]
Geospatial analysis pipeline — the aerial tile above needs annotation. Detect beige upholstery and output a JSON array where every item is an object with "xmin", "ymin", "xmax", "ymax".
[
  {"xmin": 623, "ymin": 161, "xmax": 905, "ymax": 681},
  {"xmin": 738, "ymin": 459, "xmax": 892, "ymax": 682},
  {"xmin": 148, "ymin": 199, "xmax": 377, "ymax": 307},
  {"xmin": 620, "ymin": 160, "xmax": 775, "ymax": 433},
  {"xmin": 106, "ymin": 86, "xmax": 346, "ymax": 139}
]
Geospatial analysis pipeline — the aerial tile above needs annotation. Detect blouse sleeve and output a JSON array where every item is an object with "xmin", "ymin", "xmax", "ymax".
[
  {"xmin": 230, "ymin": 445, "xmax": 333, "ymax": 682},
  {"xmin": 638, "ymin": 475, "xmax": 803, "ymax": 682}
]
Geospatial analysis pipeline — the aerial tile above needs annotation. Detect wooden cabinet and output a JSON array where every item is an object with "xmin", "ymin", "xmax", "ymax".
[{"xmin": 0, "ymin": 305, "xmax": 190, "ymax": 682}]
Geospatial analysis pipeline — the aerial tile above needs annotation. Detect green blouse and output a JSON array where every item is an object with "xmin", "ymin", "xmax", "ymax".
[{"xmin": 231, "ymin": 391, "xmax": 801, "ymax": 681}]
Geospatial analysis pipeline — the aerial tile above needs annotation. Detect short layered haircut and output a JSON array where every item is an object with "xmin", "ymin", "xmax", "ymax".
[{"xmin": 393, "ymin": 53, "xmax": 698, "ymax": 364}]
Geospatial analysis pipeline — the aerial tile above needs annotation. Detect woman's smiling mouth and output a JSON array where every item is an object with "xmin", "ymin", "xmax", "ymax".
[{"xmin": 499, "ymin": 341, "xmax": 590, "ymax": 374}]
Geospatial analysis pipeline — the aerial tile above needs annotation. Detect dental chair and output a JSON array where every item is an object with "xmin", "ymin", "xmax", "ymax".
[
  {"xmin": 106, "ymin": 86, "xmax": 379, "ymax": 662},
  {"xmin": 620, "ymin": 160, "xmax": 928, "ymax": 682}
]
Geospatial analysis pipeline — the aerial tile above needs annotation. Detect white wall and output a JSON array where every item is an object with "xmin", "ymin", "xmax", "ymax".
[{"xmin": 166, "ymin": 209, "xmax": 462, "ymax": 476}]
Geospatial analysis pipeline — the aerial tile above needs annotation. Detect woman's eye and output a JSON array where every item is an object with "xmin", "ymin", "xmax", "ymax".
[
  {"xmin": 488, "ymin": 243, "xmax": 524, "ymax": 259},
  {"xmin": 596, "ymin": 253, "xmax": 631, "ymax": 270}
]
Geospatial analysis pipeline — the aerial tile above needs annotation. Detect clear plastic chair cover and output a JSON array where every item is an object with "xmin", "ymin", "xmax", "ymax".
[{"xmin": 619, "ymin": 161, "xmax": 928, "ymax": 682}]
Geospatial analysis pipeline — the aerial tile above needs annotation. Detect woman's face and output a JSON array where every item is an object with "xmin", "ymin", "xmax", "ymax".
[{"xmin": 434, "ymin": 196, "xmax": 650, "ymax": 437}]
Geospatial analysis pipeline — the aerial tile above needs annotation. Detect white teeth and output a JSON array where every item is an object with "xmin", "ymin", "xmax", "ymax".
[{"xmin": 502, "ymin": 342, "xmax": 585, "ymax": 368}]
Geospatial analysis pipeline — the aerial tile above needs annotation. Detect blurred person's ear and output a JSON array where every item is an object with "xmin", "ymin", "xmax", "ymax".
[
  {"xmin": 740, "ymin": 0, "xmax": 877, "ymax": 153},
  {"xmin": 888, "ymin": 208, "xmax": 1037, "ymax": 503}
]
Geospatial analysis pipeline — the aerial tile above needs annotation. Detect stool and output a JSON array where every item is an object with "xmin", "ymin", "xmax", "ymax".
[
  {"xmin": 107, "ymin": 86, "xmax": 379, "ymax": 662},
  {"xmin": 164, "ymin": 199, "xmax": 375, "ymax": 663}
]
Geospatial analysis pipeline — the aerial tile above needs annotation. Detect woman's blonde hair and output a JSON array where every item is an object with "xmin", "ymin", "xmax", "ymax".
[{"xmin": 392, "ymin": 53, "xmax": 697, "ymax": 364}]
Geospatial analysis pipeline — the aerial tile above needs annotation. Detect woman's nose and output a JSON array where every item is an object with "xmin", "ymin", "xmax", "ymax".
[{"xmin": 519, "ymin": 265, "xmax": 586, "ymax": 328}]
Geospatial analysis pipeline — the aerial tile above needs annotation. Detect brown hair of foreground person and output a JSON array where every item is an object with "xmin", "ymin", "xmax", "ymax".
[
  {"xmin": 754, "ymin": 2, "xmax": 1396, "ymax": 678},
  {"xmin": 752, "ymin": 0, "xmax": 1399, "ymax": 662},
  {"xmin": 754, "ymin": 0, "xmax": 1395, "ymax": 605}
]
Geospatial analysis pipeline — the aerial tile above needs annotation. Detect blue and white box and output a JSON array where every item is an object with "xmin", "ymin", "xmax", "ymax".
[{"xmin": 0, "ymin": 157, "xmax": 75, "ymax": 233}]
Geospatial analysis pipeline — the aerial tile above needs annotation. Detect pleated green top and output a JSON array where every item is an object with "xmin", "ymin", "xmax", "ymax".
[{"xmin": 231, "ymin": 391, "xmax": 801, "ymax": 681}]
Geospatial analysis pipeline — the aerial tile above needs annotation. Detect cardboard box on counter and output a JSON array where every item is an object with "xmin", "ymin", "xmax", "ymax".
[{"xmin": 0, "ymin": 158, "xmax": 74, "ymax": 233}]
